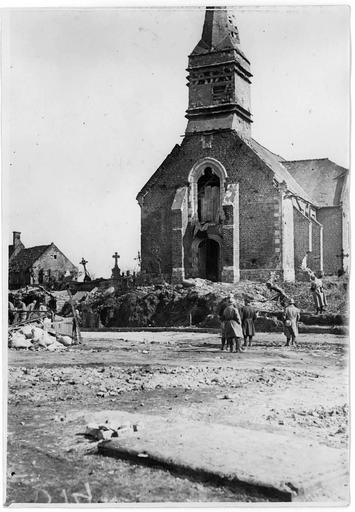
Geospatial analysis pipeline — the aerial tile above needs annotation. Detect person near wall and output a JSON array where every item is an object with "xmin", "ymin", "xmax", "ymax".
[
  {"xmin": 27, "ymin": 299, "xmax": 38, "ymax": 321},
  {"xmin": 222, "ymin": 295, "xmax": 244, "ymax": 353},
  {"xmin": 310, "ymin": 275, "xmax": 327, "ymax": 315},
  {"xmin": 38, "ymin": 301, "xmax": 48, "ymax": 319},
  {"xmin": 283, "ymin": 298, "xmax": 300, "ymax": 347},
  {"xmin": 265, "ymin": 281, "xmax": 290, "ymax": 308},
  {"xmin": 13, "ymin": 296, "xmax": 27, "ymax": 324},
  {"xmin": 218, "ymin": 299, "xmax": 227, "ymax": 350},
  {"xmin": 72, "ymin": 308, "xmax": 81, "ymax": 339},
  {"xmin": 241, "ymin": 299, "xmax": 257, "ymax": 348}
]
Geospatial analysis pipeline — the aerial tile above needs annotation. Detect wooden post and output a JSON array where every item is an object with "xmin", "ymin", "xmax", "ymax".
[{"xmin": 66, "ymin": 286, "xmax": 82, "ymax": 344}]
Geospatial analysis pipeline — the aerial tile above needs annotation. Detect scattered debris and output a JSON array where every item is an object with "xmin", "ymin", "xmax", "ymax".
[
  {"xmin": 85, "ymin": 420, "xmax": 141, "ymax": 441},
  {"xmin": 8, "ymin": 323, "xmax": 72, "ymax": 351}
]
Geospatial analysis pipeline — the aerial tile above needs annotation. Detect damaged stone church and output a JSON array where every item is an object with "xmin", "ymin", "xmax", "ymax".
[{"xmin": 137, "ymin": 7, "xmax": 349, "ymax": 283}]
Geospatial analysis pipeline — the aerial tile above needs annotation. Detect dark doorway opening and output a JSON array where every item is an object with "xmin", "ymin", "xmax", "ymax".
[
  {"xmin": 38, "ymin": 269, "xmax": 44, "ymax": 284},
  {"xmin": 198, "ymin": 238, "xmax": 220, "ymax": 282}
]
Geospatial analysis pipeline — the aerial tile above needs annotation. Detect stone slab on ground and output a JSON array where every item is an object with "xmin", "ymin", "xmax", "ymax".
[{"xmin": 93, "ymin": 410, "xmax": 348, "ymax": 503}]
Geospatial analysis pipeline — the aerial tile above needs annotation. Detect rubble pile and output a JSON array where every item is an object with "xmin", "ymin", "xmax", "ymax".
[
  {"xmin": 9, "ymin": 323, "xmax": 72, "ymax": 351},
  {"xmin": 83, "ymin": 276, "xmax": 347, "ymax": 328}
]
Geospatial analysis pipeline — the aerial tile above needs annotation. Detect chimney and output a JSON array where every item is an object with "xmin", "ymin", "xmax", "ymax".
[{"xmin": 13, "ymin": 231, "xmax": 21, "ymax": 247}]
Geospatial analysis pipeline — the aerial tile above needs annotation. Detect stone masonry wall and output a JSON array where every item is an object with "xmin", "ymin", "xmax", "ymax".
[
  {"xmin": 281, "ymin": 197, "xmax": 295, "ymax": 281},
  {"xmin": 307, "ymin": 220, "xmax": 323, "ymax": 274},
  {"xmin": 293, "ymin": 208, "xmax": 311, "ymax": 272},
  {"xmin": 317, "ymin": 206, "xmax": 342, "ymax": 274},
  {"xmin": 139, "ymin": 130, "xmax": 283, "ymax": 281},
  {"xmin": 33, "ymin": 245, "xmax": 77, "ymax": 283},
  {"xmin": 140, "ymin": 187, "xmax": 175, "ymax": 276}
]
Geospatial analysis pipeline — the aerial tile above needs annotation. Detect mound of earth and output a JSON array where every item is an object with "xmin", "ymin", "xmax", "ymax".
[{"xmin": 83, "ymin": 276, "xmax": 348, "ymax": 329}]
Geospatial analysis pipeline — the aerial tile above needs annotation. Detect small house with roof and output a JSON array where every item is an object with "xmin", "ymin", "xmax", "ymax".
[{"xmin": 9, "ymin": 231, "xmax": 78, "ymax": 289}]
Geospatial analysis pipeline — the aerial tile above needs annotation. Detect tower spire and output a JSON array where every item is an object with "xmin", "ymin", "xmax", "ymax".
[
  {"xmin": 195, "ymin": 6, "xmax": 240, "ymax": 53},
  {"xmin": 186, "ymin": 6, "xmax": 252, "ymax": 136}
]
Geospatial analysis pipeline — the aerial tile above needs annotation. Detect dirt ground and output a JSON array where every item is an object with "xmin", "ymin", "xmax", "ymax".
[{"xmin": 7, "ymin": 331, "xmax": 349, "ymax": 504}]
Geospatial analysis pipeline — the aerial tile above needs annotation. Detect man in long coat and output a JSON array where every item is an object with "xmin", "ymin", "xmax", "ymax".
[
  {"xmin": 222, "ymin": 296, "xmax": 244, "ymax": 353},
  {"xmin": 283, "ymin": 298, "xmax": 300, "ymax": 347},
  {"xmin": 310, "ymin": 275, "xmax": 327, "ymax": 314},
  {"xmin": 241, "ymin": 299, "xmax": 257, "ymax": 347}
]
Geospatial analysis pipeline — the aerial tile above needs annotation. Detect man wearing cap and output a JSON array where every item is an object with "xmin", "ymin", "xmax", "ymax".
[
  {"xmin": 221, "ymin": 295, "xmax": 244, "ymax": 353},
  {"xmin": 241, "ymin": 298, "xmax": 257, "ymax": 347},
  {"xmin": 283, "ymin": 298, "xmax": 301, "ymax": 347}
]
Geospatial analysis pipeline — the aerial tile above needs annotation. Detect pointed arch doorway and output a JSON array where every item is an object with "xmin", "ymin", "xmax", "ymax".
[{"xmin": 198, "ymin": 238, "xmax": 220, "ymax": 282}]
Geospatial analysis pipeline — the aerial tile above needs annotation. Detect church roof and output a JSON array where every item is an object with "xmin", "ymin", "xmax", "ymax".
[
  {"xmin": 9, "ymin": 245, "xmax": 51, "ymax": 271},
  {"xmin": 244, "ymin": 138, "xmax": 315, "ymax": 205},
  {"xmin": 282, "ymin": 158, "xmax": 348, "ymax": 207}
]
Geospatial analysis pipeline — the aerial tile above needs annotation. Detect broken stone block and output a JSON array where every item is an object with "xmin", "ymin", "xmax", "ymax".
[
  {"xmin": 98, "ymin": 429, "xmax": 114, "ymax": 441},
  {"xmin": 56, "ymin": 335, "xmax": 72, "ymax": 347},
  {"xmin": 20, "ymin": 325, "xmax": 34, "ymax": 339},
  {"xmin": 31, "ymin": 327, "xmax": 45, "ymax": 342},
  {"xmin": 10, "ymin": 334, "xmax": 33, "ymax": 349},
  {"xmin": 47, "ymin": 341, "xmax": 65, "ymax": 351}
]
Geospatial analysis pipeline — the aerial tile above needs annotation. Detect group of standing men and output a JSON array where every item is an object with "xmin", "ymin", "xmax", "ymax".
[
  {"xmin": 220, "ymin": 290, "xmax": 302, "ymax": 353},
  {"xmin": 8, "ymin": 295, "xmax": 51, "ymax": 325}
]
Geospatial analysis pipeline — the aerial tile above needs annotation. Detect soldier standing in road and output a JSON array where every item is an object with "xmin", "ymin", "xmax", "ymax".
[
  {"xmin": 241, "ymin": 298, "xmax": 257, "ymax": 348},
  {"xmin": 222, "ymin": 295, "xmax": 244, "ymax": 353},
  {"xmin": 283, "ymin": 298, "xmax": 300, "ymax": 347}
]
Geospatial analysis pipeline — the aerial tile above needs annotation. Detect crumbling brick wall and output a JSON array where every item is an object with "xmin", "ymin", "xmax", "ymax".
[
  {"xmin": 294, "ymin": 208, "xmax": 311, "ymax": 272},
  {"xmin": 138, "ymin": 130, "xmax": 288, "ymax": 281},
  {"xmin": 32, "ymin": 245, "xmax": 77, "ymax": 284},
  {"xmin": 317, "ymin": 206, "xmax": 342, "ymax": 274}
]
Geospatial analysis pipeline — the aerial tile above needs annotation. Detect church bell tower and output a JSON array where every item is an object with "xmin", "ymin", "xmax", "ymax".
[{"xmin": 186, "ymin": 7, "xmax": 252, "ymax": 136}]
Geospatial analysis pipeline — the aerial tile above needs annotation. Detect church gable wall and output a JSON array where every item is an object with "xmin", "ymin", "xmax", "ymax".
[
  {"xmin": 140, "ymin": 131, "xmax": 282, "ymax": 279},
  {"xmin": 140, "ymin": 186, "xmax": 175, "ymax": 277}
]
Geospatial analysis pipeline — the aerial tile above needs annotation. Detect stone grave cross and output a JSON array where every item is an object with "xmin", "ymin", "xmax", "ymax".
[
  {"xmin": 111, "ymin": 251, "xmax": 121, "ymax": 279},
  {"xmin": 112, "ymin": 252, "xmax": 120, "ymax": 267}
]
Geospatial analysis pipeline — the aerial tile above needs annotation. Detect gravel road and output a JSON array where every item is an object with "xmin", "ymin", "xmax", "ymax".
[{"xmin": 7, "ymin": 331, "xmax": 348, "ymax": 504}]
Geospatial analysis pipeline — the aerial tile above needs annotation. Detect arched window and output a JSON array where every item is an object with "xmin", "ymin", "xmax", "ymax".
[
  {"xmin": 188, "ymin": 157, "xmax": 228, "ymax": 222},
  {"xmin": 197, "ymin": 167, "xmax": 220, "ymax": 222}
]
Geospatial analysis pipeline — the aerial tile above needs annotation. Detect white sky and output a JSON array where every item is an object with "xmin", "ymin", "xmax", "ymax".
[{"xmin": 3, "ymin": 4, "xmax": 350, "ymax": 278}]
